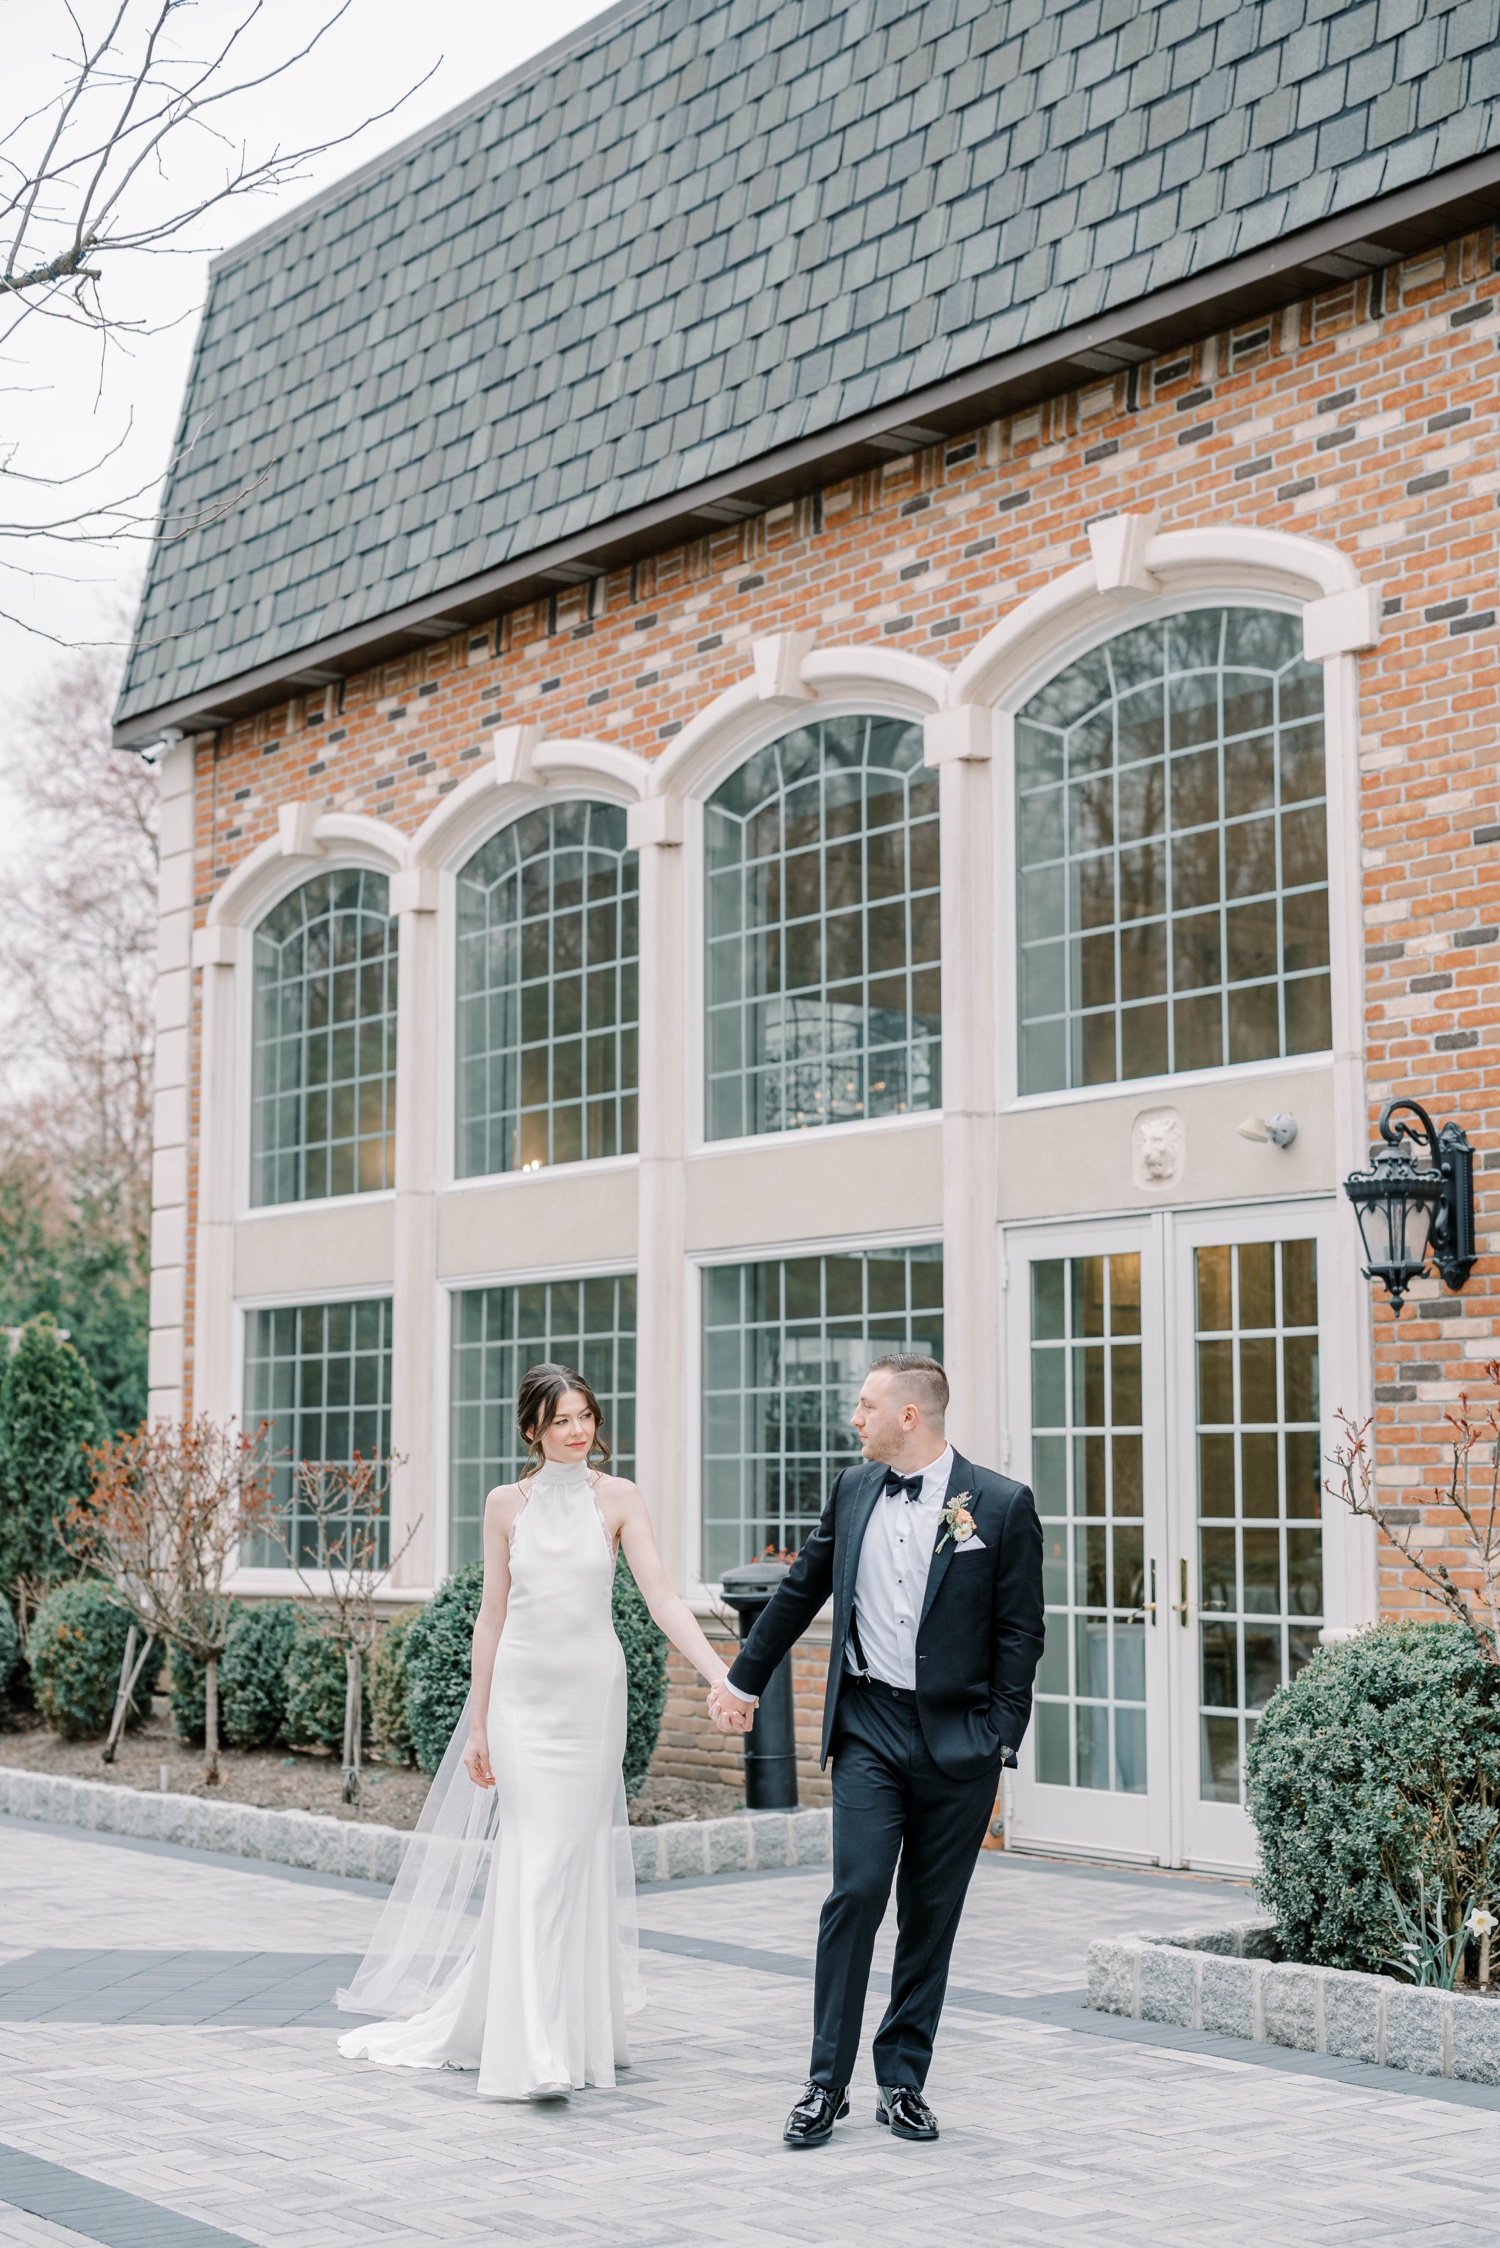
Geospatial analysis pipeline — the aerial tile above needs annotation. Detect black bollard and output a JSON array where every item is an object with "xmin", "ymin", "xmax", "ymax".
[{"xmin": 718, "ymin": 1560, "xmax": 799, "ymax": 1810}]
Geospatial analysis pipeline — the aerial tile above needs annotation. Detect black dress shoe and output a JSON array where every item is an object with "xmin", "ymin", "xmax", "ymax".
[
  {"xmin": 875, "ymin": 2085, "xmax": 939, "ymax": 2141},
  {"xmin": 783, "ymin": 2080, "xmax": 849, "ymax": 2147}
]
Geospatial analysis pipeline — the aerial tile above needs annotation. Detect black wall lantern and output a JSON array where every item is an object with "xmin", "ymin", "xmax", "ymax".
[{"xmin": 1342, "ymin": 1097, "xmax": 1475, "ymax": 1315}]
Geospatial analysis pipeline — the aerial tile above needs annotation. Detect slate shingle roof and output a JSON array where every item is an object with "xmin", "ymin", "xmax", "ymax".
[{"xmin": 118, "ymin": 0, "xmax": 1500, "ymax": 728}]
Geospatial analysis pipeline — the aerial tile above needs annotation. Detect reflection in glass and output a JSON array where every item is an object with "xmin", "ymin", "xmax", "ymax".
[
  {"xmin": 700, "ymin": 1245, "xmax": 942, "ymax": 1581},
  {"xmin": 1194, "ymin": 1238, "xmax": 1323, "ymax": 1806},
  {"xmin": 1016, "ymin": 608, "xmax": 1331, "ymax": 1092},
  {"xmin": 1029, "ymin": 1253, "xmax": 1147, "ymax": 1796},
  {"xmin": 706, "ymin": 716, "xmax": 939, "ymax": 1138}
]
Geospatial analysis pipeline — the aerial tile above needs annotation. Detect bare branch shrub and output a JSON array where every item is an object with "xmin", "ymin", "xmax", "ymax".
[
  {"xmin": 68, "ymin": 1415, "xmax": 277, "ymax": 1780},
  {"xmin": 276, "ymin": 1455, "xmax": 415, "ymax": 1805},
  {"xmin": 1328, "ymin": 1368, "xmax": 1500, "ymax": 1663}
]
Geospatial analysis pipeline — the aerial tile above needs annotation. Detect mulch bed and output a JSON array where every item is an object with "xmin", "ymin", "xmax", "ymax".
[{"xmin": 0, "ymin": 1697, "xmax": 743, "ymax": 1830}]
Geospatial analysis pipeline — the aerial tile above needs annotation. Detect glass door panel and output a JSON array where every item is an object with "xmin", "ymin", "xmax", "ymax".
[
  {"xmin": 1031, "ymin": 1253, "xmax": 1148, "ymax": 1797},
  {"xmin": 1007, "ymin": 1200, "xmax": 1342, "ymax": 1873},
  {"xmin": 1174, "ymin": 1206, "xmax": 1340, "ymax": 1871},
  {"xmin": 1006, "ymin": 1219, "xmax": 1168, "ymax": 1864}
]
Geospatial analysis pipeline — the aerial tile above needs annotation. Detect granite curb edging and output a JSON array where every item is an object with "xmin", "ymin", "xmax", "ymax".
[
  {"xmin": 0, "ymin": 1765, "xmax": 833, "ymax": 1886},
  {"xmin": 1086, "ymin": 1917, "xmax": 1500, "ymax": 2085}
]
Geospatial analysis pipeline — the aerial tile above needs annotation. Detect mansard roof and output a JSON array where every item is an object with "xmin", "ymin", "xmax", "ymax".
[{"xmin": 117, "ymin": 0, "xmax": 1500, "ymax": 737}]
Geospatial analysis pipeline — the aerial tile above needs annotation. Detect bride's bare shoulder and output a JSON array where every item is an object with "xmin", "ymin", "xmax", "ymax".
[
  {"xmin": 483, "ymin": 1480, "xmax": 526, "ymax": 1531},
  {"xmin": 592, "ymin": 1469, "xmax": 643, "ymax": 1513}
]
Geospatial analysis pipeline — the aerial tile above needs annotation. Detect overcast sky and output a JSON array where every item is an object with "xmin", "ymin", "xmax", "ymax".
[{"xmin": 0, "ymin": 0, "xmax": 609, "ymax": 737}]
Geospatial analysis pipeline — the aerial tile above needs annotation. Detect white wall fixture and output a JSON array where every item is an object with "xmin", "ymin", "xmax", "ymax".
[
  {"xmin": 1088, "ymin": 511, "xmax": 1161, "ymax": 596},
  {"xmin": 1302, "ymin": 584, "xmax": 1383, "ymax": 662}
]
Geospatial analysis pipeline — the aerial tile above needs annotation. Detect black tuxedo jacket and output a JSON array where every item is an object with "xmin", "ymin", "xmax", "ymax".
[{"xmin": 725, "ymin": 1450, "xmax": 1045, "ymax": 1783}]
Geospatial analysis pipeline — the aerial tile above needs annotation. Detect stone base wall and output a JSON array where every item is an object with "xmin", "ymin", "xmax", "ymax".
[
  {"xmin": 0, "ymin": 1764, "xmax": 831, "ymax": 1887},
  {"xmin": 1088, "ymin": 1920, "xmax": 1500, "ymax": 2086}
]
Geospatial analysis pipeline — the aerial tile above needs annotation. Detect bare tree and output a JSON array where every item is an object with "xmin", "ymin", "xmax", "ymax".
[
  {"xmin": 1328, "ymin": 1372, "xmax": 1500, "ymax": 1664},
  {"xmin": 276, "ymin": 1455, "xmax": 416, "ymax": 1805},
  {"xmin": 1, "ymin": 3, "xmax": 431, "ymax": 629},
  {"xmin": 69, "ymin": 1414, "xmax": 278, "ymax": 1781},
  {"xmin": 0, "ymin": 627, "xmax": 156, "ymax": 1423}
]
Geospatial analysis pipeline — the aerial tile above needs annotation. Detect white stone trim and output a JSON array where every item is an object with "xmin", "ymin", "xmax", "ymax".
[{"xmin": 148, "ymin": 736, "xmax": 194, "ymax": 1420}]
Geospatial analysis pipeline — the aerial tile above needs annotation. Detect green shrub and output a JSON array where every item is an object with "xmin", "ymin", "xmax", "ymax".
[
  {"xmin": 26, "ymin": 1581, "xmax": 158, "ymax": 1740},
  {"xmin": 614, "ymin": 1554, "xmax": 667, "ymax": 1798},
  {"xmin": 1247, "ymin": 1620, "xmax": 1500, "ymax": 1973},
  {"xmin": 0, "ymin": 1318, "xmax": 105, "ymax": 1612},
  {"xmin": 222, "ymin": 1601, "xmax": 303, "ymax": 1750},
  {"xmin": 406, "ymin": 1561, "xmax": 483, "ymax": 1773},
  {"xmin": 168, "ymin": 1605, "xmax": 243, "ymax": 1746},
  {"xmin": 0, "ymin": 1591, "xmax": 17, "ymax": 1698},
  {"xmin": 370, "ymin": 1610, "xmax": 419, "ymax": 1764},
  {"xmin": 284, "ymin": 1628, "xmax": 367, "ymax": 1753}
]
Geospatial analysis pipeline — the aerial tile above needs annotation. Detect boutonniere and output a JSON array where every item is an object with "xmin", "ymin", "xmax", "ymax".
[{"xmin": 936, "ymin": 1495, "xmax": 975, "ymax": 1552}]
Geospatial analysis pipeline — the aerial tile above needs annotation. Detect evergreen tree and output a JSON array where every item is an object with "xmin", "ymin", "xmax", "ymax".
[{"xmin": 0, "ymin": 1316, "xmax": 106, "ymax": 1629}]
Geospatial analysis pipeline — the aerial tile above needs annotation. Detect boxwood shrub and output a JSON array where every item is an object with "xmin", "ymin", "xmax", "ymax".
[
  {"xmin": 168, "ymin": 1604, "xmax": 249, "ymax": 1746},
  {"xmin": 0, "ymin": 1592, "xmax": 17, "ymax": 1700},
  {"xmin": 284, "ymin": 1629, "xmax": 367, "ymax": 1753},
  {"xmin": 222, "ymin": 1601, "xmax": 304, "ymax": 1750},
  {"xmin": 614, "ymin": 1554, "xmax": 667, "ymax": 1798},
  {"xmin": 406, "ymin": 1561, "xmax": 483, "ymax": 1773},
  {"xmin": 370, "ymin": 1610, "xmax": 418, "ymax": 1765},
  {"xmin": 27, "ymin": 1582, "xmax": 159, "ymax": 1740},
  {"xmin": 1246, "ymin": 1620, "xmax": 1500, "ymax": 1973}
]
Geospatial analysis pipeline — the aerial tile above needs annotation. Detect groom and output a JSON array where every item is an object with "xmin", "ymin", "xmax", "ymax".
[{"xmin": 709, "ymin": 1353, "xmax": 1044, "ymax": 2147}]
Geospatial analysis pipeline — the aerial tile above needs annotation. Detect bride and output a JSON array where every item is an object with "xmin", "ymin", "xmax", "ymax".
[{"xmin": 337, "ymin": 1362, "xmax": 741, "ymax": 2100}]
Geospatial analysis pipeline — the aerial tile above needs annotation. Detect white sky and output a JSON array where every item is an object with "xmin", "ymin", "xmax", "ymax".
[{"xmin": 0, "ymin": 0, "xmax": 609, "ymax": 749}]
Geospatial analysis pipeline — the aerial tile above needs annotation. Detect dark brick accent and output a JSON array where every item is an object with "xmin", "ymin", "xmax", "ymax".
[
  {"xmin": 1316, "ymin": 388, "xmax": 1356, "ymax": 414},
  {"xmin": 1234, "ymin": 456, "xmax": 1272, "ymax": 480},
  {"xmin": 1433, "ymin": 1029, "xmax": 1480, "ymax": 1049},
  {"xmin": 1084, "ymin": 438, "xmax": 1119, "ymax": 463},
  {"xmin": 1278, "ymin": 477, "xmax": 1315, "ymax": 502},
  {"xmin": 1407, "ymin": 469, "xmax": 1450, "ymax": 495}
]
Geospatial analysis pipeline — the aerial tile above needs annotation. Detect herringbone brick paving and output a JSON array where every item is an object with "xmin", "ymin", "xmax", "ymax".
[{"xmin": 2, "ymin": 1818, "xmax": 1497, "ymax": 2246}]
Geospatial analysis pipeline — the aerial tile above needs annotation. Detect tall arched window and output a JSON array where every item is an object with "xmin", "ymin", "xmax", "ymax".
[
  {"xmin": 1014, "ymin": 608, "xmax": 1330, "ymax": 1095},
  {"xmin": 251, "ymin": 869, "xmax": 397, "ymax": 1205},
  {"xmin": 705, "ymin": 715, "xmax": 940, "ymax": 1140},
  {"xmin": 455, "ymin": 801, "xmax": 638, "ymax": 1176}
]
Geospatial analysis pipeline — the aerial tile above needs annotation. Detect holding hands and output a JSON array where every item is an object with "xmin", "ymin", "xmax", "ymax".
[{"xmin": 707, "ymin": 1677, "xmax": 757, "ymax": 1733}]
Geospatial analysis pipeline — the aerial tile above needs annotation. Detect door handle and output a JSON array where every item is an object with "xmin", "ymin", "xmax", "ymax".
[
  {"xmin": 1128, "ymin": 1558, "xmax": 1158, "ymax": 1627},
  {"xmin": 1173, "ymin": 1556, "xmax": 1190, "ymax": 1628}
]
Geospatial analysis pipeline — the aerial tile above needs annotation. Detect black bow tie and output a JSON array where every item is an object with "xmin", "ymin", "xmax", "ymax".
[{"xmin": 883, "ymin": 1471, "xmax": 925, "ymax": 1502}]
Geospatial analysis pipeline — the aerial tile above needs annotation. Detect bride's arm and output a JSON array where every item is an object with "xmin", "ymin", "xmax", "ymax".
[
  {"xmin": 464, "ymin": 1487, "xmax": 515, "ymax": 1788},
  {"xmin": 613, "ymin": 1481, "xmax": 733, "ymax": 1689}
]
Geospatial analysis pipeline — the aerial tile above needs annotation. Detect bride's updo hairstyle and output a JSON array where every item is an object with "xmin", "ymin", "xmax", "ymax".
[{"xmin": 516, "ymin": 1361, "xmax": 612, "ymax": 1473}]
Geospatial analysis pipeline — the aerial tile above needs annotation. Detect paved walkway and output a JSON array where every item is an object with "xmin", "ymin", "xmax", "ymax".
[{"xmin": 2, "ymin": 1815, "xmax": 1499, "ymax": 2246}]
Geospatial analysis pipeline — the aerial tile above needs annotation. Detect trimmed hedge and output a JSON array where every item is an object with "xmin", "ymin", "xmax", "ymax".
[
  {"xmin": 168, "ymin": 1605, "xmax": 246, "ymax": 1746},
  {"xmin": 370, "ymin": 1610, "xmax": 418, "ymax": 1764},
  {"xmin": 284, "ymin": 1629, "xmax": 367, "ymax": 1753},
  {"xmin": 0, "ymin": 1318, "xmax": 105, "ymax": 1609},
  {"xmin": 614, "ymin": 1554, "xmax": 668, "ymax": 1798},
  {"xmin": 406, "ymin": 1561, "xmax": 483, "ymax": 1773},
  {"xmin": 27, "ymin": 1582, "xmax": 158, "ymax": 1740},
  {"xmin": 222, "ymin": 1601, "xmax": 303, "ymax": 1750},
  {"xmin": 0, "ymin": 1591, "xmax": 17, "ymax": 1699},
  {"xmin": 1247, "ymin": 1620, "xmax": 1500, "ymax": 1974}
]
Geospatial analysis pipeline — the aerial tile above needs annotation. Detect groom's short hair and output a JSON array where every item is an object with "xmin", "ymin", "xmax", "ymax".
[{"xmin": 868, "ymin": 1352, "xmax": 949, "ymax": 1423}]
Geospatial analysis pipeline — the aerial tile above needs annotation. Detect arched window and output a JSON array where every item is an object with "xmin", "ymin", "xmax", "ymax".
[
  {"xmin": 455, "ymin": 802, "xmax": 638, "ymax": 1176},
  {"xmin": 250, "ymin": 869, "xmax": 397, "ymax": 1206},
  {"xmin": 705, "ymin": 715, "xmax": 940, "ymax": 1140},
  {"xmin": 1014, "ymin": 608, "xmax": 1330, "ymax": 1095}
]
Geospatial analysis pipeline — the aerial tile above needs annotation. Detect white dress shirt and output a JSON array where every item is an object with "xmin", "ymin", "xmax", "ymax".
[
  {"xmin": 847, "ymin": 1444, "xmax": 953, "ymax": 1691},
  {"xmin": 721, "ymin": 1445, "xmax": 955, "ymax": 1705}
]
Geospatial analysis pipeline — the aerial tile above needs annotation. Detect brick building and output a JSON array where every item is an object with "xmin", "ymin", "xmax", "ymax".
[{"xmin": 117, "ymin": 0, "xmax": 1500, "ymax": 1869}]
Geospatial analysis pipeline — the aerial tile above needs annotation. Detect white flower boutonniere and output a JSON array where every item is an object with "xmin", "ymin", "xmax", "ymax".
[{"xmin": 936, "ymin": 1494, "xmax": 975, "ymax": 1552}]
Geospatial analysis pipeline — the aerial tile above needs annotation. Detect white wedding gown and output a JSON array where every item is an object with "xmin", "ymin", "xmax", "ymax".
[{"xmin": 338, "ymin": 1460, "xmax": 632, "ymax": 2098}]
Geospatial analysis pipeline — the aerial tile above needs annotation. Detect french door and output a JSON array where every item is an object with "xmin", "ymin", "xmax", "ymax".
[{"xmin": 1003, "ymin": 1200, "xmax": 1344, "ymax": 1874}]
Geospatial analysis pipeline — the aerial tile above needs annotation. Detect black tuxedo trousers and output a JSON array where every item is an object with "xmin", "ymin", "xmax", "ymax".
[{"xmin": 812, "ymin": 1683, "xmax": 999, "ymax": 2090}]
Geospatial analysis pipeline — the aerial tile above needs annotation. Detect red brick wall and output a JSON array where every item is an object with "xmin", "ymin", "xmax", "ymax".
[
  {"xmin": 186, "ymin": 228, "xmax": 1500, "ymax": 1626},
  {"xmin": 653, "ymin": 1637, "xmax": 834, "ymax": 1807}
]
